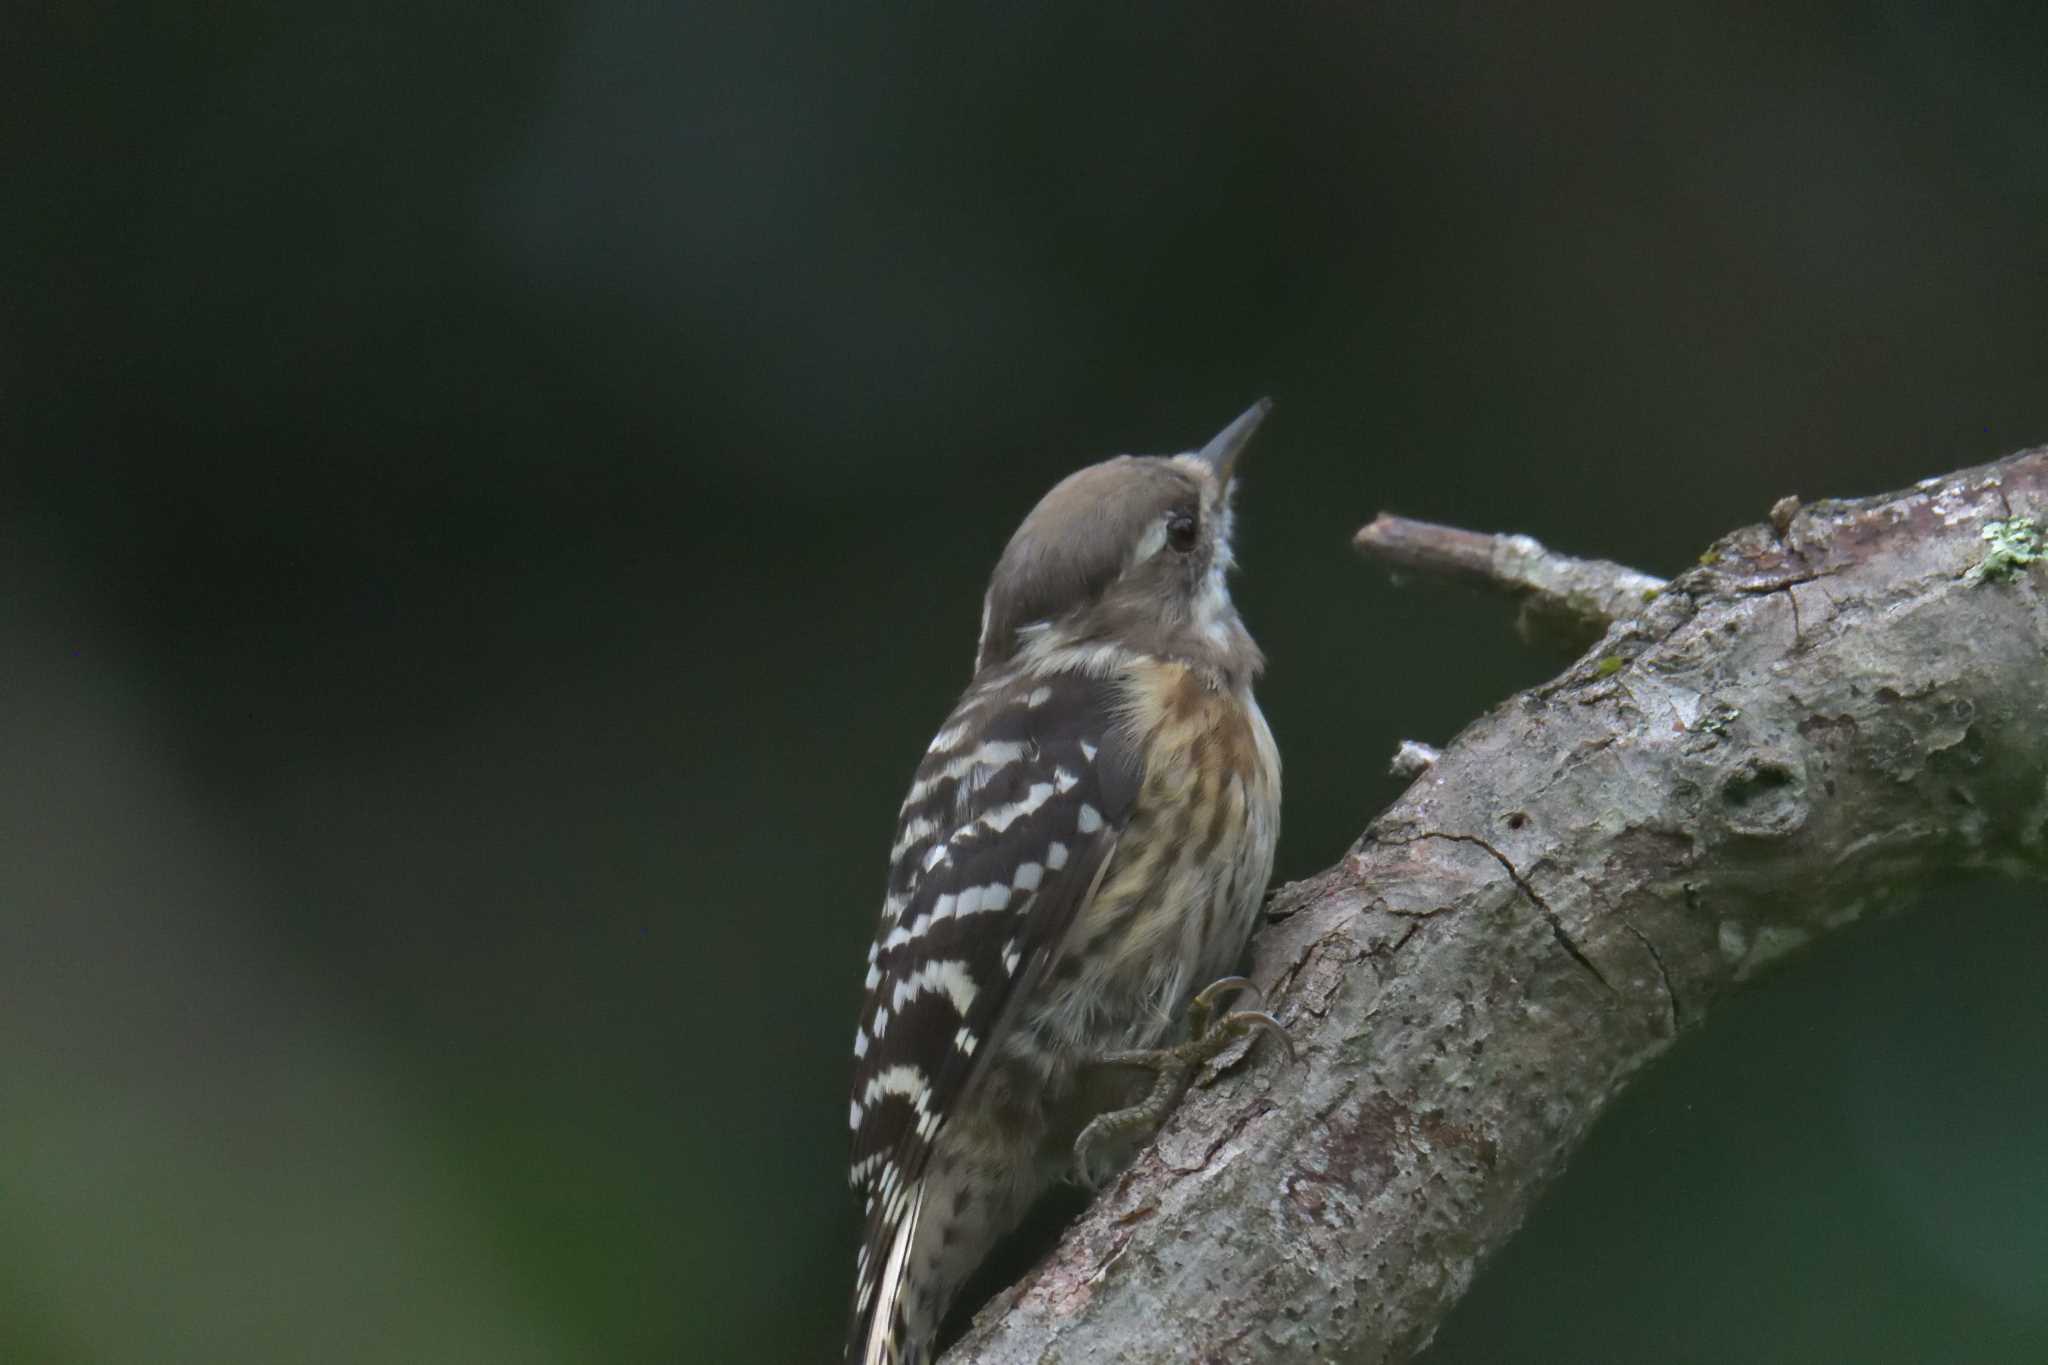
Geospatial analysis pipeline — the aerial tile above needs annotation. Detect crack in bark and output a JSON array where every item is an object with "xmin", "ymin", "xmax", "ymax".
[
  {"xmin": 1269, "ymin": 925, "xmax": 1373, "ymax": 1024},
  {"xmin": 1266, "ymin": 937, "xmax": 1321, "ymax": 1011},
  {"xmin": 1163, "ymin": 1099, "xmax": 1277, "ymax": 1179},
  {"xmin": 1781, "ymin": 582, "xmax": 1804, "ymax": 644},
  {"xmin": 1422, "ymin": 831, "xmax": 1616, "ymax": 994},
  {"xmin": 1385, "ymin": 902, "xmax": 1458, "ymax": 922},
  {"xmin": 1621, "ymin": 916, "xmax": 1682, "ymax": 1033},
  {"xmin": 1722, "ymin": 567, "xmax": 1836, "ymax": 595},
  {"xmin": 1085, "ymin": 1217, "xmax": 1145, "ymax": 1284}
]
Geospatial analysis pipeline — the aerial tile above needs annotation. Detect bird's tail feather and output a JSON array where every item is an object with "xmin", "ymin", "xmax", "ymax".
[{"xmin": 853, "ymin": 1179, "xmax": 927, "ymax": 1365}]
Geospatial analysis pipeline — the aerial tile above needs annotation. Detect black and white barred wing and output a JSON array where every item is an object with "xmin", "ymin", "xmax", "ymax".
[{"xmin": 846, "ymin": 671, "xmax": 1138, "ymax": 1343}]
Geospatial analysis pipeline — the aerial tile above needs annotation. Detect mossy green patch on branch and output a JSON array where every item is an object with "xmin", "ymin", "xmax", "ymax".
[{"xmin": 1964, "ymin": 515, "xmax": 2042, "ymax": 584}]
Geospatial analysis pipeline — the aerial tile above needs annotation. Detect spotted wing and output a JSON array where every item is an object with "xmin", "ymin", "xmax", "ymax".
[{"xmin": 845, "ymin": 668, "xmax": 1139, "ymax": 1336}]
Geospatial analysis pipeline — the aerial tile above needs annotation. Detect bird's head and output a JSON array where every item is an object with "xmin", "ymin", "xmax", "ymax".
[{"xmin": 974, "ymin": 400, "xmax": 1271, "ymax": 684}]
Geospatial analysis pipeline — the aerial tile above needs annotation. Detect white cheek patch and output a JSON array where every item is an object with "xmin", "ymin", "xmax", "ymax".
[
  {"xmin": 1130, "ymin": 517, "xmax": 1169, "ymax": 564},
  {"xmin": 1195, "ymin": 561, "xmax": 1237, "ymax": 645}
]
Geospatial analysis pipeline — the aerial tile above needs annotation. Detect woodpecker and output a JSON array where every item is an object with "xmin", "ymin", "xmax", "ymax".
[{"xmin": 845, "ymin": 401, "xmax": 1284, "ymax": 1364}]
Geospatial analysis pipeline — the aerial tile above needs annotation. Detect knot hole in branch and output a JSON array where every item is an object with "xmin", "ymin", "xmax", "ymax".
[{"xmin": 1716, "ymin": 756, "xmax": 1810, "ymax": 838}]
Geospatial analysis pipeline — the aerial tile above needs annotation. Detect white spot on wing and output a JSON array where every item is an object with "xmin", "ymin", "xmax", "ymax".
[
  {"xmin": 1077, "ymin": 803, "xmax": 1103, "ymax": 834},
  {"xmin": 961, "ymin": 881, "xmax": 1009, "ymax": 914},
  {"xmin": 890, "ymin": 959, "xmax": 978, "ymax": 1015},
  {"xmin": 971, "ymin": 781, "xmax": 1056, "ymax": 835},
  {"xmin": 860, "ymin": 1063, "xmax": 932, "ymax": 1109},
  {"xmin": 906, "ymin": 740, "xmax": 1029, "ymax": 805},
  {"xmin": 888, "ymin": 814, "xmax": 938, "ymax": 861}
]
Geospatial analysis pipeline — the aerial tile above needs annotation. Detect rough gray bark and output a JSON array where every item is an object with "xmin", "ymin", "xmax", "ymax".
[{"xmin": 944, "ymin": 450, "xmax": 2048, "ymax": 1364}]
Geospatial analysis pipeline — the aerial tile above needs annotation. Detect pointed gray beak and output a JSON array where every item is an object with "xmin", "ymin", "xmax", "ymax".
[{"xmin": 1195, "ymin": 398, "xmax": 1272, "ymax": 486}]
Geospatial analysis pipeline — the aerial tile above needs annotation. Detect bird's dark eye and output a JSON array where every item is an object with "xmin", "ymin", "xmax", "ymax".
[{"xmin": 1166, "ymin": 511, "xmax": 1199, "ymax": 553}]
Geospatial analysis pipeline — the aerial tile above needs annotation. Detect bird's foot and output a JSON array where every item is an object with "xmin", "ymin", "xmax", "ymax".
[{"xmin": 1072, "ymin": 976, "xmax": 1291, "ymax": 1189}]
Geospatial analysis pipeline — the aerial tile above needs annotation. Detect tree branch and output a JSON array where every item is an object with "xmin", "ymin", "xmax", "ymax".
[
  {"xmin": 944, "ymin": 450, "xmax": 2048, "ymax": 1364},
  {"xmin": 1354, "ymin": 513, "xmax": 1669, "ymax": 651}
]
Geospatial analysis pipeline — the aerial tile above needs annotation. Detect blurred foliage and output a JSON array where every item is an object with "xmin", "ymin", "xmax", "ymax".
[{"xmin": 5, "ymin": 2, "xmax": 2047, "ymax": 1360}]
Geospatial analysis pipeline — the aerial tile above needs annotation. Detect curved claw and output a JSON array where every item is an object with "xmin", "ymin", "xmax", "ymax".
[
  {"xmin": 1190, "ymin": 975, "xmax": 1261, "ymax": 1016},
  {"xmin": 1072, "ymin": 1114, "xmax": 1116, "ymax": 1191},
  {"xmin": 1217, "ymin": 1008, "xmax": 1296, "ymax": 1064}
]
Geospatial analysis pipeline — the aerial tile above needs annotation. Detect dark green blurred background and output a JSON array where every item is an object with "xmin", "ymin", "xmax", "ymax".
[{"xmin": 7, "ymin": 4, "xmax": 2047, "ymax": 1361}]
